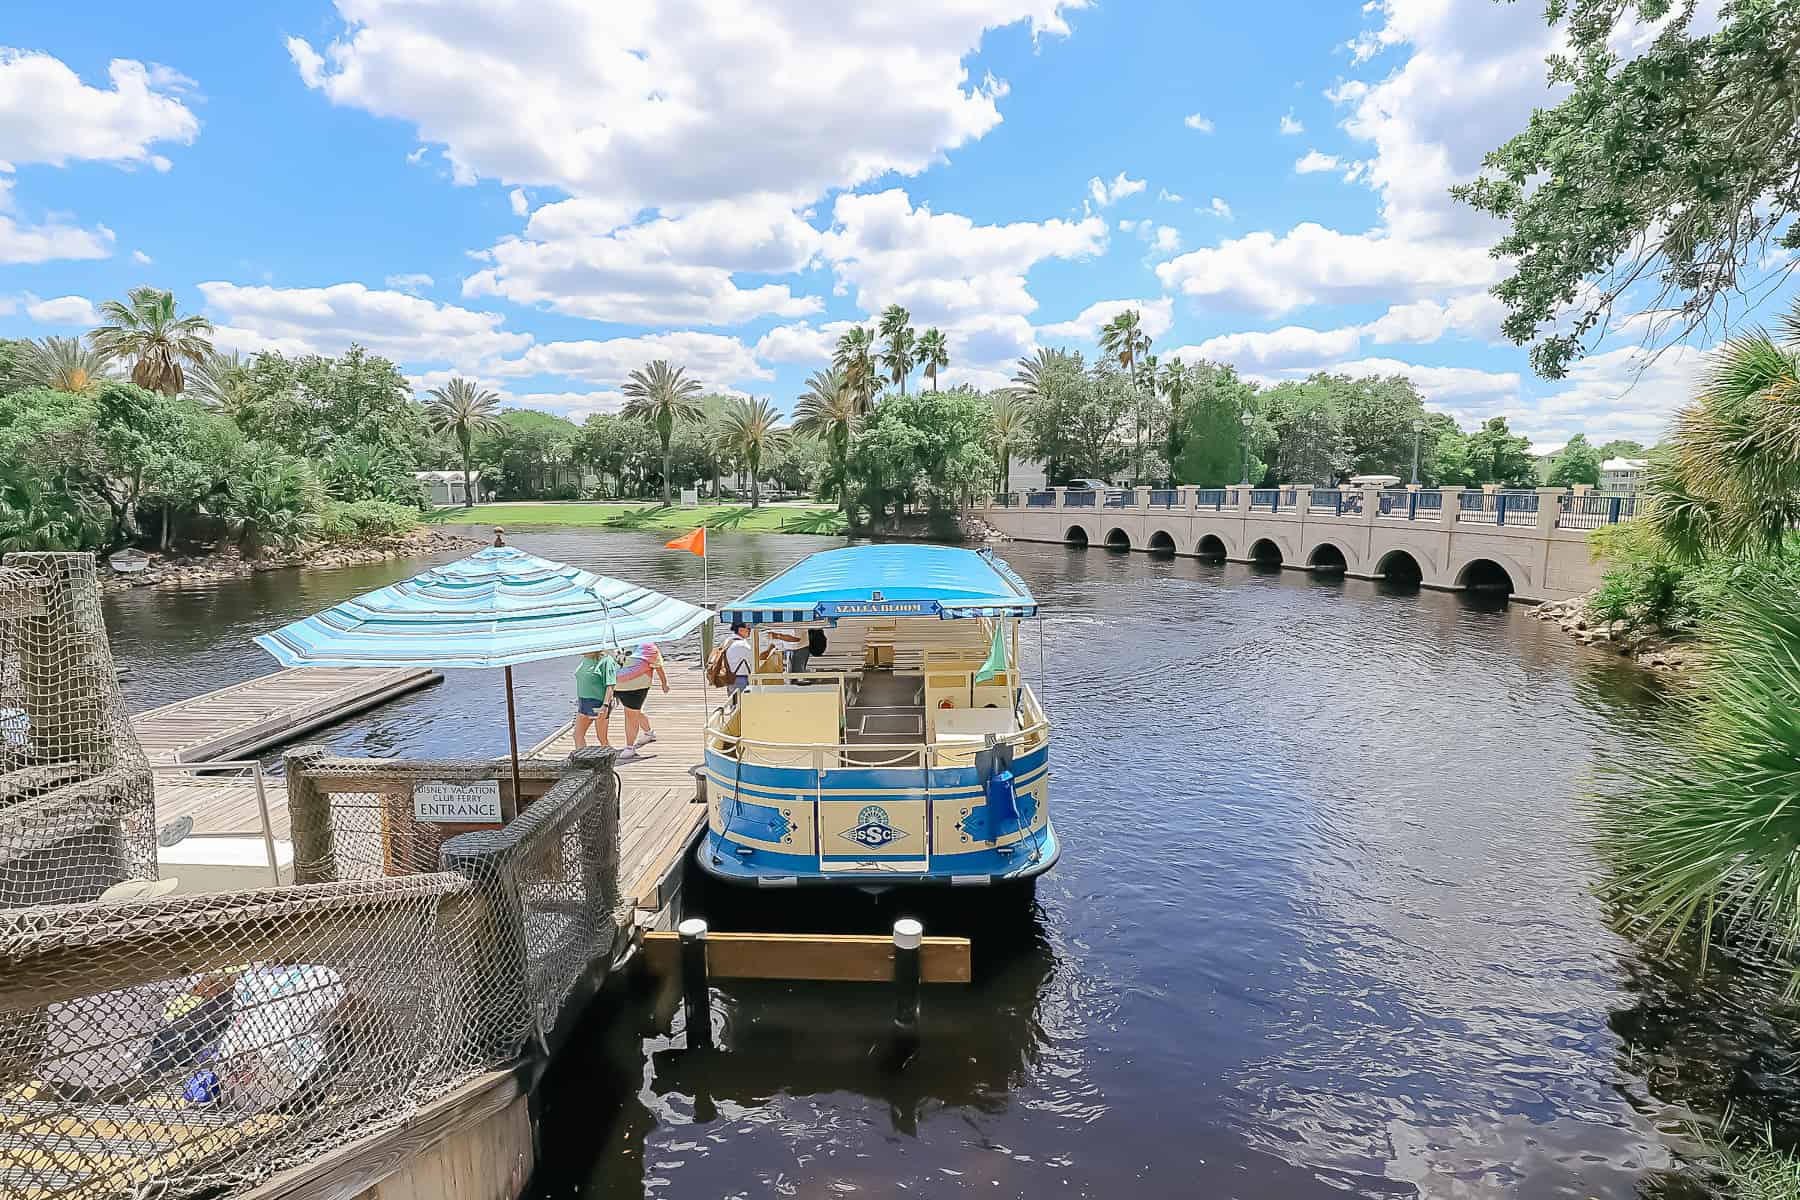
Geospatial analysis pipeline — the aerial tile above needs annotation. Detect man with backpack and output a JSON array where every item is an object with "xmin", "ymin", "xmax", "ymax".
[{"xmin": 717, "ymin": 620, "xmax": 753, "ymax": 696}]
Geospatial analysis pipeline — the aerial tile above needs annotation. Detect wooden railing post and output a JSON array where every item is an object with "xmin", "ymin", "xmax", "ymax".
[{"xmin": 285, "ymin": 744, "xmax": 334, "ymax": 884}]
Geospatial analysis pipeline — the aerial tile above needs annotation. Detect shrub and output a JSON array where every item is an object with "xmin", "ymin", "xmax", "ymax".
[
  {"xmin": 318, "ymin": 499, "xmax": 420, "ymax": 541},
  {"xmin": 1586, "ymin": 522, "xmax": 1800, "ymax": 635}
]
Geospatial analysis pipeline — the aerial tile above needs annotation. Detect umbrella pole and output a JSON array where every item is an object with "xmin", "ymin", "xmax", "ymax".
[{"xmin": 504, "ymin": 665, "xmax": 523, "ymax": 820}]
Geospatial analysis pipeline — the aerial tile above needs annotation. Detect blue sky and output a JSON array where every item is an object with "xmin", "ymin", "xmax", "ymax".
[{"xmin": 2, "ymin": 1, "xmax": 1786, "ymax": 450}]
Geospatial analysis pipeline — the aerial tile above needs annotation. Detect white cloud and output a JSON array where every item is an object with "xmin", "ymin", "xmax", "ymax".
[
  {"xmin": 1155, "ymin": 222, "xmax": 1500, "ymax": 314},
  {"xmin": 1087, "ymin": 171, "xmax": 1146, "ymax": 208},
  {"xmin": 820, "ymin": 188, "xmax": 1106, "ymax": 379},
  {"xmin": 753, "ymin": 319, "xmax": 861, "ymax": 365},
  {"xmin": 1171, "ymin": 324, "xmax": 1365, "ymax": 372},
  {"xmin": 1149, "ymin": 224, "xmax": 1181, "ymax": 254},
  {"xmin": 1323, "ymin": 357, "xmax": 1520, "ymax": 409},
  {"xmin": 1294, "ymin": 150, "xmax": 1339, "ymax": 174},
  {"xmin": 198, "ymin": 281, "xmax": 532, "ymax": 367},
  {"xmin": 288, "ymin": 1, "xmax": 1086, "ymax": 214},
  {"xmin": 1528, "ymin": 344, "xmax": 1703, "ymax": 444},
  {"xmin": 383, "ymin": 272, "xmax": 435, "ymax": 293},
  {"xmin": 0, "ymin": 50, "xmax": 198, "ymax": 170},
  {"xmin": 1158, "ymin": 188, "xmax": 1182, "ymax": 203},
  {"xmin": 1279, "ymin": 109, "xmax": 1304, "ymax": 135},
  {"xmin": 409, "ymin": 369, "xmax": 629, "ymax": 422},
  {"xmin": 508, "ymin": 188, "xmax": 529, "ymax": 217},
  {"xmin": 1037, "ymin": 297, "xmax": 1174, "ymax": 343},
  {"xmin": 131, "ymin": 249, "xmax": 153, "ymax": 265},
  {"xmin": 507, "ymin": 331, "xmax": 769, "ymax": 389},
  {"xmin": 1364, "ymin": 294, "xmax": 1508, "ymax": 345},
  {"xmin": 0, "ymin": 179, "xmax": 113, "ymax": 264},
  {"xmin": 1207, "ymin": 197, "xmax": 1233, "ymax": 220},
  {"xmin": 24, "ymin": 293, "xmax": 99, "ymax": 325},
  {"xmin": 464, "ymin": 195, "xmax": 824, "ymax": 325},
  {"xmin": 1183, "ymin": 113, "xmax": 1214, "ymax": 133}
]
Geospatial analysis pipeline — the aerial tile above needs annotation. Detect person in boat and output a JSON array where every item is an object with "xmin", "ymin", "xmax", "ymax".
[
  {"xmin": 765, "ymin": 626, "xmax": 827, "ymax": 677},
  {"xmin": 613, "ymin": 641, "xmax": 669, "ymax": 753},
  {"xmin": 573, "ymin": 650, "xmax": 616, "ymax": 750},
  {"xmin": 724, "ymin": 620, "xmax": 754, "ymax": 696}
]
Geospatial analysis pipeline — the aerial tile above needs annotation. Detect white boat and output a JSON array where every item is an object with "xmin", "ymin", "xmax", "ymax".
[
  {"xmin": 698, "ymin": 544, "xmax": 1057, "ymax": 889},
  {"xmin": 108, "ymin": 550, "xmax": 151, "ymax": 574}
]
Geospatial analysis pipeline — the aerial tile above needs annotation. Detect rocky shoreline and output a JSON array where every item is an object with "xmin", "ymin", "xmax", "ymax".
[
  {"xmin": 99, "ymin": 528, "xmax": 486, "ymax": 592},
  {"xmin": 1531, "ymin": 593, "xmax": 1698, "ymax": 673}
]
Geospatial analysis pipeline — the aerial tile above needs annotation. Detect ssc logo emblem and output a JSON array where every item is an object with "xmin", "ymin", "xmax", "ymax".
[{"xmin": 842, "ymin": 804, "xmax": 908, "ymax": 849}]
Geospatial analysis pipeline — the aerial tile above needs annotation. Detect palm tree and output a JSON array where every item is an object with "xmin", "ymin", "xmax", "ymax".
[
  {"xmin": 1098, "ymin": 308, "xmax": 1149, "ymax": 372},
  {"xmin": 425, "ymin": 378, "xmax": 503, "ymax": 508},
  {"xmin": 1159, "ymin": 357, "xmax": 1190, "ymax": 482},
  {"xmin": 14, "ymin": 337, "xmax": 112, "ymax": 394},
  {"xmin": 991, "ymin": 393, "xmax": 1026, "ymax": 493},
  {"xmin": 186, "ymin": 350, "xmax": 255, "ymax": 415},
  {"xmin": 794, "ymin": 367, "xmax": 859, "ymax": 513},
  {"xmin": 1645, "ymin": 300, "xmax": 1800, "ymax": 560},
  {"xmin": 88, "ymin": 286, "xmax": 215, "ymax": 395},
  {"xmin": 833, "ymin": 326, "xmax": 879, "ymax": 412},
  {"xmin": 1007, "ymin": 347, "xmax": 1081, "ymax": 405},
  {"xmin": 877, "ymin": 304, "xmax": 917, "ymax": 394},
  {"xmin": 721, "ymin": 396, "xmax": 786, "ymax": 508},
  {"xmin": 917, "ymin": 328, "xmax": 949, "ymax": 391},
  {"xmin": 621, "ymin": 360, "xmax": 705, "ymax": 505}
]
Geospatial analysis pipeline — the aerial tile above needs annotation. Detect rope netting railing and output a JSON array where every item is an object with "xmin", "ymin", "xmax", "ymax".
[
  {"xmin": 0, "ymin": 750, "xmax": 621, "ymax": 1199},
  {"xmin": 0, "ymin": 553, "xmax": 155, "ymax": 908},
  {"xmin": 0, "ymin": 554, "xmax": 625, "ymax": 1198},
  {"xmin": 0, "ymin": 875, "xmax": 472, "ymax": 1199}
]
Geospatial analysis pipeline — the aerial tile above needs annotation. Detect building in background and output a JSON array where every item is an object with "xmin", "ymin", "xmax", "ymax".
[
  {"xmin": 414, "ymin": 470, "xmax": 485, "ymax": 507},
  {"xmin": 1600, "ymin": 458, "xmax": 1650, "ymax": 495}
]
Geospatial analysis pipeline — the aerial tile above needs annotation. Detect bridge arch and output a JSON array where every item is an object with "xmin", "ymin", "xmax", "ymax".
[
  {"xmin": 1453, "ymin": 555, "xmax": 1522, "ymax": 597},
  {"xmin": 1247, "ymin": 537, "xmax": 1284, "ymax": 566},
  {"xmin": 1103, "ymin": 526, "xmax": 1133, "ymax": 550},
  {"xmin": 1305, "ymin": 540, "xmax": 1352, "ymax": 574},
  {"xmin": 1064, "ymin": 523, "xmax": 1092, "ymax": 547},
  {"xmin": 1375, "ymin": 548, "xmax": 1424, "ymax": 586},
  {"xmin": 1146, "ymin": 529, "xmax": 1178, "ymax": 555},
  {"xmin": 1195, "ymin": 531, "xmax": 1230, "ymax": 559}
]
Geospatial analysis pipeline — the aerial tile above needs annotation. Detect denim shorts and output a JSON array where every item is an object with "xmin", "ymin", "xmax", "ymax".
[{"xmin": 577, "ymin": 697, "xmax": 609, "ymax": 716}]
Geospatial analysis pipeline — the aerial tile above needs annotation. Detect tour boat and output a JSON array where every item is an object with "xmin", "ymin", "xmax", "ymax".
[{"xmin": 697, "ymin": 544, "xmax": 1056, "ymax": 889}]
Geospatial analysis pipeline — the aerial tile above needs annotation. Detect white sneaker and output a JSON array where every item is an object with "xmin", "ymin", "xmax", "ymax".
[
  {"xmin": 635, "ymin": 731, "xmax": 657, "ymax": 746},
  {"xmin": 616, "ymin": 746, "xmax": 641, "ymax": 762}
]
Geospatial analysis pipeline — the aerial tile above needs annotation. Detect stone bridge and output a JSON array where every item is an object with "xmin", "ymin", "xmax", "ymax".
[{"xmin": 977, "ymin": 484, "xmax": 1632, "ymax": 603}]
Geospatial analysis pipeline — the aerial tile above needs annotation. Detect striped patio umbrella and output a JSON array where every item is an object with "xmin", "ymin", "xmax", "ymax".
[{"xmin": 254, "ymin": 540, "xmax": 711, "ymax": 802}]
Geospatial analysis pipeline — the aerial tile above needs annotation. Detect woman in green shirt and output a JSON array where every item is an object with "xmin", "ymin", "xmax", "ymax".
[{"xmin": 573, "ymin": 651, "xmax": 617, "ymax": 749}]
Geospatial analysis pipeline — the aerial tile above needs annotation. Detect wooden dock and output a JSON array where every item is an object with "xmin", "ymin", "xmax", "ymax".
[
  {"xmin": 133, "ymin": 667, "xmax": 442, "ymax": 765},
  {"xmin": 529, "ymin": 664, "xmax": 716, "ymax": 918},
  {"xmin": 140, "ymin": 664, "xmax": 712, "ymax": 918}
]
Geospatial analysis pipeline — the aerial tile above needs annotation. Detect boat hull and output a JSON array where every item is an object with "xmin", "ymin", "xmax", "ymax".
[
  {"xmin": 694, "ymin": 820, "xmax": 1059, "ymax": 888},
  {"xmin": 698, "ymin": 739, "xmax": 1055, "ymax": 888}
]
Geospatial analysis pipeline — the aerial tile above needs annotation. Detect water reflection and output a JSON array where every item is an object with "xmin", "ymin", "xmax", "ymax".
[{"xmin": 98, "ymin": 530, "xmax": 1800, "ymax": 1198}]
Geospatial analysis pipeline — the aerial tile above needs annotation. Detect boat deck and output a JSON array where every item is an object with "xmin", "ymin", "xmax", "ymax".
[{"xmin": 132, "ymin": 667, "xmax": 441, "ymax": 765}]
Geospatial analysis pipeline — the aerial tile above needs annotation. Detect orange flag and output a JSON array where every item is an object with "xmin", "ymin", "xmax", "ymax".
[{"xmin": 665, "ymin": 527, "xmax": 706, "ymax": 556}]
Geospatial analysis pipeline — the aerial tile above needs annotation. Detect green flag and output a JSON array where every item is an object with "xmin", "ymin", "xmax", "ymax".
[{"xmin": 974, "ymin": 622, "xmax": 1006, "ymax": 682}]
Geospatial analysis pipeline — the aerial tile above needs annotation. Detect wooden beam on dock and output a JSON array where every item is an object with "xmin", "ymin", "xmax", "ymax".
[
  {"xmin": 132, "ymin": 667, "xmax": 442, "ymax": 765},
  {"xmin": 640, "ymin": 930, "xmax": 972, "ymax": 984}
]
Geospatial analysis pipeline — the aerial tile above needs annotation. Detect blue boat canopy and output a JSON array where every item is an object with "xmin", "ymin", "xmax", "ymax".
[{"xmin": 718, "ymin": 545, "xmax": 1037, "ymax": 625}]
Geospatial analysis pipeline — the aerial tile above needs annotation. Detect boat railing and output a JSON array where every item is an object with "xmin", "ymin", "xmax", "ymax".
[{"xmin": 705, "ymin": 707, "xmax": 1051, "ymax": 772}]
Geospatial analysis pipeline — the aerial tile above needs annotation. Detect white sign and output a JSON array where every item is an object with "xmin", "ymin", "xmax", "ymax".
[{"xmin": 413, "ymin": 780, "xmax": 502, "ymax": 824}]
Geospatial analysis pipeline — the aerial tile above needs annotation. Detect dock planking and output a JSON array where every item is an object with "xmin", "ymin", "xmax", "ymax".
[
  {"xmin": 133, "ymin": 667, "xmax": 442, "ymax": 765},
  {"xmin": 530, "ymin": 665, "xmax": 717, "ymax": 918}
]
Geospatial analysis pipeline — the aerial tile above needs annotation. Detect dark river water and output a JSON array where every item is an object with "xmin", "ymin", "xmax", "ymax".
[{"xmin": 101, "ymin": 529, "xmax": 1796, "ymax": 1199}]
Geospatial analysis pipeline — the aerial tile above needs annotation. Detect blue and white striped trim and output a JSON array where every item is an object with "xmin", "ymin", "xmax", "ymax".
[{"xmin": 718, "ymin": 601, "xmax": 1038, "ymax": 626}]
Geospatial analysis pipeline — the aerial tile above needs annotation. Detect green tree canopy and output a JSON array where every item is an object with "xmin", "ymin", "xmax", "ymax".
[
  {"xmin": 1547, "ymin": 433, "xmax": 1603, "ymax": 488},
  {"xmin": 1175, "ymin": 362, "xmax": 1260, "ymax": 486},
  {"xmin": 1455, "ymin": 1, "xmax": 1800, "ymax": 378},
  {"xmin": 1261, "ymin": 378, "xmax": 1349, "ymax": 484},
  {"xmin": 1461, "ymin": 417, "xmax": 1538, "ymax": 487},
  {"xmin": 1597, "ymin": 439, "xmax": 1648, "ymax": 461}
]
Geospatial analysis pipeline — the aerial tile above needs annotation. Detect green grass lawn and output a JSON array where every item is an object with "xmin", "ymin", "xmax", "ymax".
[{"xmin": 427, "ymin": 500, "xmax": 848, "ymax": 535}]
